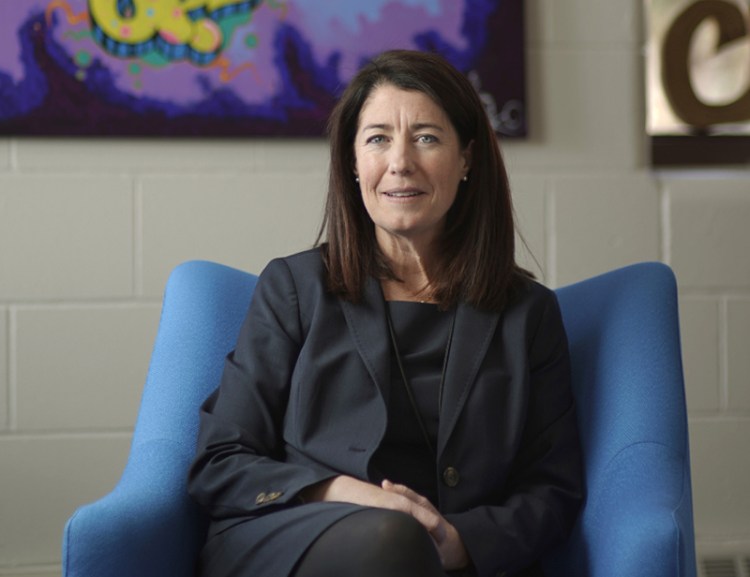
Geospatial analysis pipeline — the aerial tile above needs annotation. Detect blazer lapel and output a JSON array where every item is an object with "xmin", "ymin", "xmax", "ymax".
[
  {"xmin": 338, "ymin": 276, "xmax": 392, "ymax": 404},
  {"xmin": 437, "ymin": 302, "xmax": 500, "ymax": 457},
  {"xmin": 339, "ymin": 280, "xmax": 500, "ymax": 456}
]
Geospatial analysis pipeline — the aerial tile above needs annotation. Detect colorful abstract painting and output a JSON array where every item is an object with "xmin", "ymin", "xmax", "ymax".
[{"xmin": 0, "ymin": 1, "xmax": 525, "ymax": 137}]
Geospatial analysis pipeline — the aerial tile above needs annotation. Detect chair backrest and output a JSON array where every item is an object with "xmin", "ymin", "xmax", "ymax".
[
  {"xmin": 132, "ymin": 260, "xmax": 258, "ymax": 450},
  {"xmin": 546, "ymin": 262, "xmax": 697, "ymax": 577},
  {"xmin": 127, "ymin": 260, "xmax": 259, "ymax": 570}
]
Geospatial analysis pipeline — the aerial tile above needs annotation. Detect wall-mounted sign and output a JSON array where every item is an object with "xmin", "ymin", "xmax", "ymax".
[
  {"xmin": 0, "ymin": 1, "xmax": 526, "ymax": 138},
  {"xmin": 646, "ymin": 0, "xmax": 750, "ymax": 164}
]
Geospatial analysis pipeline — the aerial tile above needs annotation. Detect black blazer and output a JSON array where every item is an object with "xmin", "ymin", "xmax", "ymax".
[{"xmin": 189, "ymin": 248, "xmax": 583, "ymax": 577}]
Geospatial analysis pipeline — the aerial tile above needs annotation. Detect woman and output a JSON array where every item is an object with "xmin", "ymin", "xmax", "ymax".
[{"xmin": 188, "ymin": 50, "xmax": 583, "ymax": 577}]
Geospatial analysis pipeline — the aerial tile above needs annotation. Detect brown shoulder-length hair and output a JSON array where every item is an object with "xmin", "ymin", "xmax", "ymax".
[{"xmin": 317, "ymin": 49, "xmax": 530, "ymax": 313}]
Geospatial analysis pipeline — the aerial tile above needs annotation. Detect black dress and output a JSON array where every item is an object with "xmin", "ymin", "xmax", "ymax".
[
  {"xmin": 369, "ymin": 301, "xmax": 453, "ymax": 505},
  {"xmin": 197, "ymin": 302, "xmax": 453, "ymax": 577}
]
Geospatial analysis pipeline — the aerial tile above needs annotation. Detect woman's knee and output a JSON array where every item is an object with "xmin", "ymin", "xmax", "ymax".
[
  {"xmin": 342, "ymin": 509, "xmax": 444, "ymax": 575},
  {"xmin": 361, "ymin": 509, "xmax": 435, "ymax": 557},
  {"xmin": 293, "ymin": 508, "xmax": 445, "ymax": 577}
]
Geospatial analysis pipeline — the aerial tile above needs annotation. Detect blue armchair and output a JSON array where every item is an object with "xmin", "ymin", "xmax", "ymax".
[{"xmin": 62, "ymin": 261, "xmax": 697, "ymax": 577}]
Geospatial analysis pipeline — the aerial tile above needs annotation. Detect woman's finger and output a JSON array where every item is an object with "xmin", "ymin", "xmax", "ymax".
[
  {"xmin": 381, "ymin": 480, "xmax": 446, "ymax": 539},
  {"xmin": 381, "ymin": 479, "xmax": 437, "ymax": 512}
]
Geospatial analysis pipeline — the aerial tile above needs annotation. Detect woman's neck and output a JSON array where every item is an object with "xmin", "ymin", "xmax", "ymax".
[{"xmin": 377, "ymin": 233, "xmax": 438, "ymax": 302}]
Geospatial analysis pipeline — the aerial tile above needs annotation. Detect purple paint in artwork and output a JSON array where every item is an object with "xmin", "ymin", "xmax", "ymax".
[
  {"xmin": 0, "ymin": 5, "xmax": 38, "ymax": 81},
  {"xmin": 284, "ymin": 0, "xmax": 467, "ymax": 79}
]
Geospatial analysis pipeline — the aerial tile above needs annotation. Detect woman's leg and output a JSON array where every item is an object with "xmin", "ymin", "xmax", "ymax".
[{"xmin": 292, "ymin": 508, "xmax": 447, "ymax": 577}]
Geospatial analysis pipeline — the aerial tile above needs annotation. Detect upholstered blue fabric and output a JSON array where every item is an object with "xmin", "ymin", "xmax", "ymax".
[
  {"xmin": 544, "ymin": 262, "xmax": 697, "ymax": 577},
  {"xmin": 62, "ymin": 260, "xmax": 697, "ymax": 577}
]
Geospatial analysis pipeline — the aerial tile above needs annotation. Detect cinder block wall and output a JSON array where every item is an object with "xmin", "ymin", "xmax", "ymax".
[{"xmin": 1, "ymin": 1, "xmax": 749, "ymax": 574}]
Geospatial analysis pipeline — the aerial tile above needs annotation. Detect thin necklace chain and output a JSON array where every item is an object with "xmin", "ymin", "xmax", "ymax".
[{"xmin": 384, "ymin": 304, "xmax": 456, "ymax": 459}]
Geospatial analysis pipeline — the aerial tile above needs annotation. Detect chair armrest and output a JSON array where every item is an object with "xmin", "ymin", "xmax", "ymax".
[
  {"xmin": 546, "ymin": 442, "xmax": 694, "ymax": 577},
  {"xmin": 63, "ymin": 440, "xmax": 206, "ymax": 577}
]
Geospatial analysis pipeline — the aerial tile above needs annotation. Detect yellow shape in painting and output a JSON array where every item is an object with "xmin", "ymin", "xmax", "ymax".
[
  {"xmin": 191, "ymin": 20, "xmax": 223, "ymax": 54},
  {"xmin": 88, "ymin": 0, "xmax": 251, "ymax": 58}
]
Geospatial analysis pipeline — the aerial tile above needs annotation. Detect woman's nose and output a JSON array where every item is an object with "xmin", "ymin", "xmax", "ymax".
[{"xmin": 388, "ymin": 140, "xmax": 415, "ymax": 175}]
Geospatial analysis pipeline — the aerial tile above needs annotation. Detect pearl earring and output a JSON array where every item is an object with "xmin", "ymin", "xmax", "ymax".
[
  {"xmin": 355, "ymin": 177, "xmax": 360, "ymax": 183},
  {"xmin": 462, "ymin": 175, "xmax": 468, "ymax": 182}
]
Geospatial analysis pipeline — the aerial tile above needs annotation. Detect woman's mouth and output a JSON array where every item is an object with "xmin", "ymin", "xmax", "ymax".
[{"xmin": 382, "ymin": 189, "xmax": 423, "ymax": 198}]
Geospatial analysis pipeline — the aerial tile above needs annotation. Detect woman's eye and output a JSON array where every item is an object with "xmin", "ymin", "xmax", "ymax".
[
  {"xmin": 366, "ymin": 135, "xmax": 386, "ymax": 144},
  {"xmin": 417, "ymin": 134, "xmax": 438, "ymax": 144}
]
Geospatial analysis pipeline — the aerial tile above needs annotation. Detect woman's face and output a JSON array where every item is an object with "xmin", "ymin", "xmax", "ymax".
[{"xmin": 353, "ymin": 84, "xmax": 471, "ymax": 250}]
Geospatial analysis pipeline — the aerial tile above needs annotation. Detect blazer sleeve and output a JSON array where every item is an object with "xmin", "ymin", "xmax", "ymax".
[
  {"xmin": 187, "ymin": 258, "xmax": 339, "ymax": 521},
  {"xmin": 445, "ymin": 290, "xmax": 584, "ymax": 577}
]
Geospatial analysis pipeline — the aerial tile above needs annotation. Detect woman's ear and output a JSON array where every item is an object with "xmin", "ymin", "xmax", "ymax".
[{"xmin": 461, "ymin": 140, "xmax": 474, "ymax": 176}]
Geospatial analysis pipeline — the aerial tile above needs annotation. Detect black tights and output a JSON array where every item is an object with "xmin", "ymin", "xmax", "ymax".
[{"xmin": 292, "ymin": 508, "xmax": 448, "ymax": 577}]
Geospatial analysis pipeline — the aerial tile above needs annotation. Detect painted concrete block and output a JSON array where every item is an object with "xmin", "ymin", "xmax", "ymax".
[
  {"xmin": 553, "ymin": 175, "xmax": 661, "ymax": 286},
  {"xmin": 679, "ymin": 297, "xmax": 721, "ymax": 413},
  {"xmin": 727, "ymin": 298, "xmax": 750, "ymax": 411},
  {"xmin": 253, "ymin": 139, "xmax": 330, "ymax": 173},
  {"xmin": 548, "ymin": 0, "xmax": 640, "ymax": 45},
  {"xmin": 510, "ymin": 174, "xmax": 548, "ymax": 281},
  {"xmin": 690, "ymin": 418, "xmax": 750, "ymax": 539},
  {"xmin": 0, "ymin": 435, "xmax": 130, "ymax": 567},
  {"xmin": 0, "ymin": 140, "xmax": 10, "ymax": 171},
  {"xmin": 669, "ymin": 178, "xmax": 750, "ymax": 289},
  {"xmin": 15, "ymin": 305, "xmax": 160, "ymax": 431},
  {"xmin": 141, "ymin": 172, "xmax": 326, "ymax": 297},
  {"xmin": 0, "ymin": 176, "xmax": 133, "ymax": 300},
  {"xmin": 15, "ymin": 138, "xmax": 261, "ymax": 172},
  {"xmin": 0, "ymin": 308, "xmax": 7, "ymax": 431},
  {"xmin": 504, "ymin": 49, "xmax": 641, "ymax": 171}
]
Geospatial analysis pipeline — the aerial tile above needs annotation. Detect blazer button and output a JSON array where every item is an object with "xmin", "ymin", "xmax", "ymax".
[
  {"xmin": 255, "ymin": 491, "xmax": 284, "ymax": 505},
  {"xmin": 442, "ymin": 466, "xmax": 460, "ymax": 487}
]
